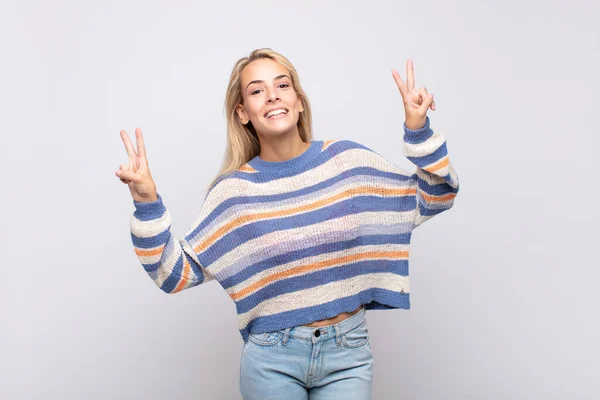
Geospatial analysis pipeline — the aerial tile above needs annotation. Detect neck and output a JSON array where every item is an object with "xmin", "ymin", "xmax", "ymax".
[{"xmin": 256, "ymin": 130, "xmax": 309, "ymax": 162}]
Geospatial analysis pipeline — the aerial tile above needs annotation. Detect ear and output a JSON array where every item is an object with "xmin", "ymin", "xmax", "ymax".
[
  {"xmin": 236, "ymin": 104, "xmax": 249, "ymax": 125},
  {"xmin": 299, "ymin": 100, "xmax": 305, "ymax": 113}
]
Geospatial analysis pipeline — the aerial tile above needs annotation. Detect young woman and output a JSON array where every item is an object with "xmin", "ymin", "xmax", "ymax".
[{"xmin": 116, "ymin": 48, "xmax": 459, "ymax": 399}]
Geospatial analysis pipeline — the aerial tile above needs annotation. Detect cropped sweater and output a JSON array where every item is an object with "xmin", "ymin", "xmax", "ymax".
[{"xmin": 129, "ymin": 116, "xmax": 460, "ymax": 342}]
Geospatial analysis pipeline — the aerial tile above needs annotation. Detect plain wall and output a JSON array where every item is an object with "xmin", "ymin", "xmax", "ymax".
[{"xmin": 1, "ymin": 0, "xmax": 599, "ymax": 398}]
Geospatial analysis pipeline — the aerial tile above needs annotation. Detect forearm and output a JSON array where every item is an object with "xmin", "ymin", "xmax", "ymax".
[
  {"xmin": 403, "ymin": 116, "xmax": 459, "ymax": 226},
  {"xmin": 129, "ymin": 193, "xmax": 206, "ymax": 293}
]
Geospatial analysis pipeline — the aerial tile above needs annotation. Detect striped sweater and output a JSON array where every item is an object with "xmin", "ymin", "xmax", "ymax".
[{"xmin": 129, "ymin": 116, "xmax": 459, "ymax": 342}]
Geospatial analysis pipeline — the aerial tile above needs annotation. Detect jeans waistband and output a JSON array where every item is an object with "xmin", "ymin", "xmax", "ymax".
[{"xmin": 281, "ymin": 305, "xmax": 367, "ymax": 344}]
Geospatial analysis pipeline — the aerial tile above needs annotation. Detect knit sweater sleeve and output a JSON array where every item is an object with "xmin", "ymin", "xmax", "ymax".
[
  {"xmin": 128, "ymin": 191, "xmax": 217, "ymax": 294},
  {"xmin": 402, "ymin": 116, "xmax": 460, "ymax": 228}
]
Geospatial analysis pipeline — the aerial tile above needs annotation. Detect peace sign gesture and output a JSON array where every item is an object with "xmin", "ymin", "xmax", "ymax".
[
  {"xmin": 115, "ymin": 128, "xmax": 158, "ymax": 203},
  {"xmin": 392, "ymin": 59, "xmax": 436, "ymax": 131}
]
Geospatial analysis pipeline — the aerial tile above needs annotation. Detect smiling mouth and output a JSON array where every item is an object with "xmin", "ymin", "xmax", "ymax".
[{"xmin": 264, "ymin": 108, "xmax": 288, "ymax": 118}]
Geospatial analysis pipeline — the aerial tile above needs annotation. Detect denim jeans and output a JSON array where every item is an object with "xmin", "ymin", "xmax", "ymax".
[{"xmin": 239, "ymin": 305, "xmax": 373, "ymax": 400}]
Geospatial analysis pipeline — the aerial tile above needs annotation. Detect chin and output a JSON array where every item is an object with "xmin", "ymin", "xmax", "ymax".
[
  {"xmin": 260, "ymin": 129, "xmax": 296, "ymax": 138},
  {"xmin": 258, "ymin": 121, "xmax": 299, "ymax": 137}
]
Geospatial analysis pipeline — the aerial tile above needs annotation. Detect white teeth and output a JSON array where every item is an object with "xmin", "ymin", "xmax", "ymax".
[{"xmin": 265, "ymin": 109, "xmax": 287, "ymax": 118}]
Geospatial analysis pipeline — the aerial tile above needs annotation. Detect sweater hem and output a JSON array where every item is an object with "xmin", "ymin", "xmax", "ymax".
[{"xmin": 239, "ymin": 290, "xmax": 410, "ymax": 342}]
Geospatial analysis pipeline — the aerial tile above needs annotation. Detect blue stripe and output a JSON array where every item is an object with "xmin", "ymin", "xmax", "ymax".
[
  {"xmin": 186, "ymin": 167, "xmax": 413, "ymax": 242},
  {"xmin": 237, "ymin": 139, "xmax": 416, "ymax": 185},
  {"xmin": 403, "ymin": 116, "xmax": 432, "ymax": 144},
  {"xmin": 142, "ymin": 260, "xmax": 161, "ymax": 273},
  {"xmin": 131, "ymin": 229, "xmax": 171, "ymax": 248},
  {"xmin": 406, "ymin": 141, "xmax": 447, "ymax": 168},
  {"xmin": 158, "ymin": 251, "xmax": 206, "ymax": 293},
  {"xmin": 200, "ymin": 197, "xmax": 416, "ymax": 266},
  {"xmin": 353, "ymin": 194, "xmax": 416, "ymax": 213},
  {"xmin": 415, "ymin": 172, "xmax": 460, "ymax": 195},
  {"xmin": 183, "ymin": 251, "xmax": 205, "ymax": 283},
  {"xmin": 221, "ymin": 233, "xmax": 412, "ymax": 289},
  {"xmin": 235, "ymin": 259, "xmax": 409, "ymax": 314},
  {"xmin": 417, "ymin": 199, "xmax": 453, "ymax": 216},
  {"xmin": 132, "ymin": 194, "xmax": 167, "ymax": 221},
  {"xmin": 140, "ymin": 238, "xmax": 205, "ymax": 286},
  {"xmin": 159, "ymin": 255, "xmax": 185, "ymax": 293},
  {"xmin": 404, "ymin": 128, "xmax": 434, "ymax": 144}
]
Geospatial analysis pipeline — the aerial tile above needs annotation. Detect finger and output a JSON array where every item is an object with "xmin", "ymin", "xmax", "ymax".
[
  {"xmin": 135, "ymin": 127, "xmax": 147, "ymax": 158},
  {"xmin": 115, "ymin": 169, "xmax": 131, "ymax": 184},
  {"xmin": 431, "ymin": 94, "xmax": 436, "ymax": 110},
  {"xmin": 412, "ymin": 89, "xmax": 422, "ymax": 106},
  {"xmin": 391, "ymin": 69, "xmax": 408, "ymax": 99},
  {"xmin": 406, "ymin": 59, "xmax": 415, "ymax": 92},
  {"xmin": 415, "ymin": 87, "xmax": 428, "ymax": 105},
  {"xmin": 417, "ymin": 89, "xmax": 434, "ymax": 112},
  {"xmin": 120, "ymin": 130, "xmax": 137, "ymax": 166},
  {"xmin": 416, "ymin": 87, "xmax": 428, "ymax": 102},
  {"xmin": 115, "ymin": 169, "xmax": 140, "ymax": 182},
  {"xmin": 119, "ymin": 163, "xmax": 136, "ymax": 179},
  {"xmin": 408, "ymin": 85, "xmax": 423, "ymax": 108}
]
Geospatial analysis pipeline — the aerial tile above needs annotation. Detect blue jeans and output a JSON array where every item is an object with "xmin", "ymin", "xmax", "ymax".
[{"xmin": 239, "ymin": 305, "xmax": 373, "ymax": 399}]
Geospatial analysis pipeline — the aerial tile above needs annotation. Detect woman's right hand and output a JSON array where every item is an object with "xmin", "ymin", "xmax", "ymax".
[{"xmin": 116, "ymin": 127, "xmax": 158, "ymax": 203}]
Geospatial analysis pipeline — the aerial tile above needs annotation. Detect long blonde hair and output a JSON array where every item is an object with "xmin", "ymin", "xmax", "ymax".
[{"xmin": 206, "ymin": 48, "xmax": 314, "ymax": 191}]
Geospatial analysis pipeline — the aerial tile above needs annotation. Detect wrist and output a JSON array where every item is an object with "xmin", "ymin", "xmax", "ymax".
[
  {"xmin": 137, "ymin": 193, "xmax": 158, "ymax": 203},
  {"xmin": 404, "ymin": 116, "xmax": 430, "ymax": 132}
]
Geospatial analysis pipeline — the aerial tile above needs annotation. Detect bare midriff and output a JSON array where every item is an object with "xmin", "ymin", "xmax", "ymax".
[{"xmin": 302, "ymin": 305, "xmax": 363, "ymax": 327}]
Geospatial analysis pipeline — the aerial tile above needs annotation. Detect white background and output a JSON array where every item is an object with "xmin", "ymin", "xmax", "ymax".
[{"xmin": 1, "ymin": 0, "xmax": 599, "ymax": 398}]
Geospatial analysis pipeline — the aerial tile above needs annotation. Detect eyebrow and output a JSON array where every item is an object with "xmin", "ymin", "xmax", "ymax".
[{"xmin": 245, "ymin": 74, "xmax": 290, "ymax": 90}]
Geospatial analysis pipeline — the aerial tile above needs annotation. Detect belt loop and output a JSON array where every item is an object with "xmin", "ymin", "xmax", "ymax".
[
  {"xmin": 334, "ymin": 324, "xmax": 341, "ymax": 345},
  {"xmin": 282, "ymin": 328, "xmax": 291, "ymax": 346}
]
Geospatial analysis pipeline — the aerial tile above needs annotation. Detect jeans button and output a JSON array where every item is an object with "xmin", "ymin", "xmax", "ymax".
[{"xmin": 314, "ymin": 330, "xmax": 320, "ymax": 337}]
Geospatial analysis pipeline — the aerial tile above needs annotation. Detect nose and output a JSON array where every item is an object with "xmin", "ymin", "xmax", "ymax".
[{"xmin": 267, "ymin": 91, "xmax": 280, "ymax": 103}]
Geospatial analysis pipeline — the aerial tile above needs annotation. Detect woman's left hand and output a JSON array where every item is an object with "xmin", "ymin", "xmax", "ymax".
[{"xmin": 392, "ymin": 59, "xmax": 435, "ymax": 131}]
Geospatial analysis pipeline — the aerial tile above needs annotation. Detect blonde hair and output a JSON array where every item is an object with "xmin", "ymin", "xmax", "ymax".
[{"xmin": 206, "ymin": 48, "xmax": 314, "ymax": 191}]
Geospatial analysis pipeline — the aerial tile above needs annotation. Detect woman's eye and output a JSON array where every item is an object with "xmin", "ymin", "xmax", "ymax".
[{"xmin": 250, "ymin": 83, "xmax": 288, "ymax": 95}]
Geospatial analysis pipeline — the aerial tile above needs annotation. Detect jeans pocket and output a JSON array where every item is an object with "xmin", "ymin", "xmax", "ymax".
[
  {"xmin": 341, "ymin": 321, "xmax": 370, "ymax": 349},
  {"xmin": 247, "ymin": 330, "xmax": 284, "ymax": 347}
]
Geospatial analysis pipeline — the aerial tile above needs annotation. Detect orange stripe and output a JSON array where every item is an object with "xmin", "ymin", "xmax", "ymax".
[
  {"xmin": 229, "ymin": 250, "xmax": 408, "ymax": 301},
  {"xmin": 238, "ymin": 164, "xmax": 257, "ymax": 173},
  {"xmin": 193, "ymin": 186, "xmax": 417, "ymax": 253},
  {"xmin": 135, "ymin": 244, "xmax": 165, "ymax": 257},
  {"xmin": 321, "ymin": 140, "xmax": 337, "ymax": 151},
  {"xmin": 424, "ymin": 156, "xmax": 449, "ymax": 173},
  {"xmin": 421, "ymin": 191, "xmax": 457, "ymax": 203},
  {"xmin": 173, "ymin": 256, "xmax": 191, "ymax": 293}
]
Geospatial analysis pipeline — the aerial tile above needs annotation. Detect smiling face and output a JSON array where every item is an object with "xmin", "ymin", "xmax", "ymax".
[{"xmin": 236, "ymin": 58, "xmax": 304, "ymax": 139}]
